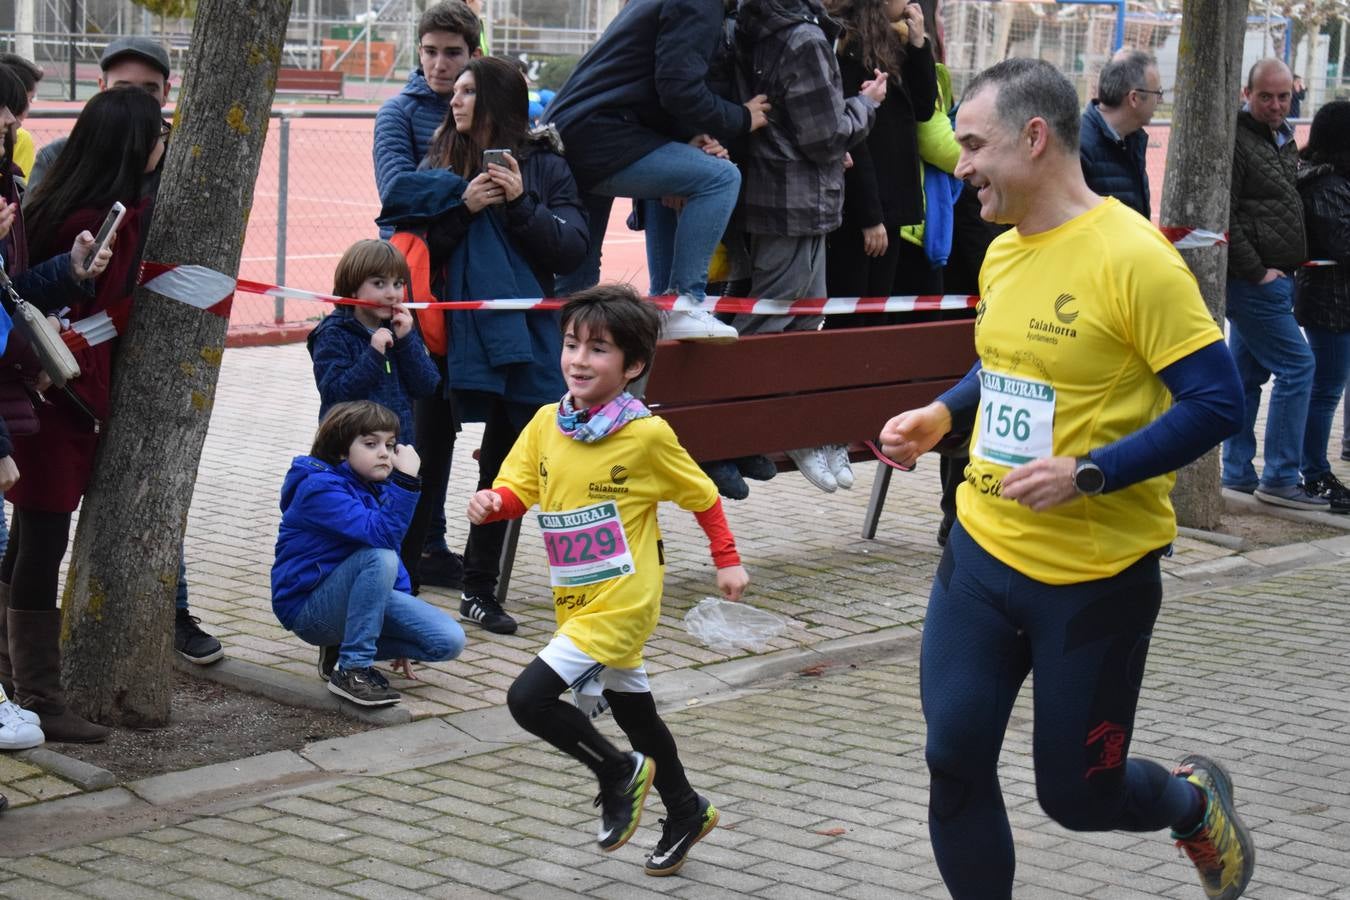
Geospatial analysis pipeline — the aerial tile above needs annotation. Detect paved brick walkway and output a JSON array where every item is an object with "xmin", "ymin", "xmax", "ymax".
[
  {"xmin": 1, "ymin": 553, "xmax": 1348, "ymax": 897},
  {"xmin": 3, "ymin": 342, "xmax": 1348, "ymax": 898},
  {"xmin": 178, "ymin": 345, "xmax": 1254, "ymax": 719}
]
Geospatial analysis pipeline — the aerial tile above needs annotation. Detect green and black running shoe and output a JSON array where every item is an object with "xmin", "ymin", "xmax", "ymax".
[
  {"xmin": 595, "ymin": 752, "xmax": 655, "ymax": 851},
  {"xmin": 645, "ymin": 794, "xmax": 719, "ymax": 876}
]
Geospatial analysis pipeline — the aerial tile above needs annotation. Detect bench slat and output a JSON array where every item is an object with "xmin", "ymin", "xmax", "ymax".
[
  {"xmin": 658, "ymin": 379, "xmax": 962, "ymax": 461},
  {"xmin": 645, "ymin": 319, "xmax": 975, "ymax": 406}
]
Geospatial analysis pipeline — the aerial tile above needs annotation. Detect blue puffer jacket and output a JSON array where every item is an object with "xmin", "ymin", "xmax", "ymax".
[
  {"xmin": 373, "ymin": 69, "xmax": 450, "ymax": 234},
  {"xmin": 1079, "ymin": 101, "xmax": 1150, "ymax": 219},
  {"xmin": 271, "ymin": 456, "xmax": 419, "ymax": 629},
  {"xmin": 306, "ymin": 305, "xmax": 442, "ymax": 441},
  {"xmin": 376, "ymin": 145, "xmax": 587, "ymax": 414}
]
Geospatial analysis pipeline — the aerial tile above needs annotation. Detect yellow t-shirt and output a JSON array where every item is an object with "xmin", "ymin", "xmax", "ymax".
[
  {"xmin": 12, "ymin": 128, "xmax": 35, "ymax": 179},
  {"xmin": 494, "ymin": 404, "xmax": 718, "ymax": 668},
  {"xmin": 957, "ymin": 198, "xmax": 1223, "ymax": 585}
]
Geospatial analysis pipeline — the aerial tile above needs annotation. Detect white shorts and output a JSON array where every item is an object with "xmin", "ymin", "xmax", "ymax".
[{"xmin": 538, "ymin": 633, "xmax": 650, "ymax": 719}]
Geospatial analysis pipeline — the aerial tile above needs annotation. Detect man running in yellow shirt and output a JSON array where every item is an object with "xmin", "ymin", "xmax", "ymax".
[{"xmin": 883, "ymin": 58, "xmax": 1252, "ymax": 900}]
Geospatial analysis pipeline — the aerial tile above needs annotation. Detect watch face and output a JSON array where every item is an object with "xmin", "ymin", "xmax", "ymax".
[{"xmin": 1076, "ymin": 464, "xmax": 1105, "ymax": 494}]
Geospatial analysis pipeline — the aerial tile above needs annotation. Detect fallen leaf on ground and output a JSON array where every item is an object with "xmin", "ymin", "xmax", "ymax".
[
  {"xmin": 799, "ymin": 663, "xmax": 830, "ymax": 677},
  {"xmin": 815, "ymin": 827, "xmax": 848, "ymax": 836}
]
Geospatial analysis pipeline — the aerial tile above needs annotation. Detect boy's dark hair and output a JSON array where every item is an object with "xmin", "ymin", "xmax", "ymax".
[
  {"xmin": 311, "ymin": 401, "xmax": 400, "ymax": 464},
  {"xmin": 418, "ymin": 1, "xmax": 482, "ymax": 45},
  {"xmin": 560, "ymin": 284, "xmax": 662, "ymax": 382},
  {"xmin": 333, "ymin": 239, "xmax": 411, "ymax": 299},
  {"xmin": 0, "ymin": 54, "xmax": 43, "ymax": 92}
]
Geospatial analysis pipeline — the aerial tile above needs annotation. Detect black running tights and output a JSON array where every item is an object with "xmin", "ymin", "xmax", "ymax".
[{"xmin": 507, "ymin": 656, "xmax": 699, "ymax": 817}]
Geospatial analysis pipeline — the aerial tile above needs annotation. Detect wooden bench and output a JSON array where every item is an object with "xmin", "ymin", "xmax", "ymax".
[
  {"xmin": 495, "ymin": 317, "xmax": 977, "ymax": 603},
  {"xmin": 275, "ymin": 67, "xmax": 344, "ymax": 100}
]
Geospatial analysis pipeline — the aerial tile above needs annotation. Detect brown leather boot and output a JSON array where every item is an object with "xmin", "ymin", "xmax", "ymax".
[
  {"xmin": 9, "ymin": 608, "xmax": 109, "ymax": 743},
  {"xmin": 0, "ymin": 583, "xmax": 12, "ymax": 697}
]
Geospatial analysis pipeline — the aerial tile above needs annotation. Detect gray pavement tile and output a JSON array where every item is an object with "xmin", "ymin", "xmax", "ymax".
[
  {"xmin": 336, "ymin": 856, "xmax": 444, "ymax": 890},
  {"xmin": 333, "ymin": 879, "xmax": 449, "ymax": 900}
]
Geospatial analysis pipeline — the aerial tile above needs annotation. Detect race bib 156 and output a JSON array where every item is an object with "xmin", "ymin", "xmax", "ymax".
[{"xmin": 973, "ymin": 370, "xmax": 1055, "ymax": 465}]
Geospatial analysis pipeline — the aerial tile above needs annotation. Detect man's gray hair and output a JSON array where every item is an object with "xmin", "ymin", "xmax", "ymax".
[
  {"xmin": 963, "ymin": 58, "xmax": 1081, "ymax": 153},
  {"xmin": 1098, "ymin": 50, "xmax": 1156, "ymax": 107}
]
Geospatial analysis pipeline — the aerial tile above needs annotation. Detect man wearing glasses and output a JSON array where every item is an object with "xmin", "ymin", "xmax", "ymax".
[{"xmin": 1079, "ymin": 49, "xmax": 1161, "ymax": 219}]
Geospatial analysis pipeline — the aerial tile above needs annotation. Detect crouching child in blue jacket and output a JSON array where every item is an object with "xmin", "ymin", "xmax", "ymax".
[{"xmin": 271, "ymin": 400, "xmax": 466, "ymax": 707}]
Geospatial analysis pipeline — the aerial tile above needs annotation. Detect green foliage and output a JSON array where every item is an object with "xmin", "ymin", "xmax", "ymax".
[{"xmin": 535, "ymin": 54, "xmax": 580, "ymax": 91}]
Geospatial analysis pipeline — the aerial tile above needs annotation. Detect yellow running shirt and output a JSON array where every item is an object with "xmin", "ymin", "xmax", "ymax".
[
  {"xmin": 494, "ymin": 404, "xmax": 719, "ymax": 668},
  {"xmin": 957, "ymin": 198, "xmax": 1223, "ymax": 584}
]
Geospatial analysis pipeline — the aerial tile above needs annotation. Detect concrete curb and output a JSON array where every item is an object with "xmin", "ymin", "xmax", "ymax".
[
  {"xmin": 172, "ymin": 654, "xmax": 411, "ymax": 726},
  {"xmin": 14, "ymin": 747, "xmax": 117, "ymax": 791},
  {"xmin": 1223, "ymin": 488, "xmax": 1350, "ymax": 529},
  {"xmin": 125, "ymin": 749, "xmax": 321, "ymax": 806}
]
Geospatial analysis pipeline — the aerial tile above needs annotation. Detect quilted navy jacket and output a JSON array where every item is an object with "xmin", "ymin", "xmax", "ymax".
[
  {"xmin": 1079, "ymin": 101, "xmax": 1150, "ymax": 219},
  {"xmin": 306, "ymin": 304, "xmax": 442, "ymax": 441},
  {"xmin": 373, "ymin": 69, "xmax": 449, "ymax": 233}
]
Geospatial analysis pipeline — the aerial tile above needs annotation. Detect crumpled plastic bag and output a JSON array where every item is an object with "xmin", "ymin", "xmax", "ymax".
[{"xmin": 683, "ymin": 597, "xmax": 788, "ymax": 654}]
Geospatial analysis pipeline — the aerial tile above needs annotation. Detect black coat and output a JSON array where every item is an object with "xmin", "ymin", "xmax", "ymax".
[
  {"xmin": 1294, "ymin": 164, "xmax": 1350, "ymax": 333},
  {"xmin": 542, "ymin": 0, "xmax": 751, "ymax": 191},
  {"xmin": 837, "ymin": 39, "xmax": 938, "ymax": 230}
]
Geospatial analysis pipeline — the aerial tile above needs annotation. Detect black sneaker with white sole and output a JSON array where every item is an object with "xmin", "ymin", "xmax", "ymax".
[
  {"xmin": 645, "ymin": 794, "xmax": 719, "ymax": 876},
  {"xmin": 174, "ymin": 609, "xmax": 224, "ymax": 664},
  {"xmin": 460, "ymin": 593, "xmax": 518, "ymax": 635},
  {"xmin": 317, "ymin": 645, "xmax": 338, "ymax": 682},
  {"xmin": 327, "ymin": 666, "xmax": 400, "ymax": 706},
  {"xmin": 595, "ymin": 752, "xmax": 655, "ymax": 851}
]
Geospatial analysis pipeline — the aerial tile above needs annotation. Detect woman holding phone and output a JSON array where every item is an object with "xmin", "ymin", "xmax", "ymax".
[
  {"xmin": 1, "ymin": 86, "xmax": 166, "ymax": 743},
  {"xmin": 379, "ymin": 55, "xmax": 588, "ymax": 637}
]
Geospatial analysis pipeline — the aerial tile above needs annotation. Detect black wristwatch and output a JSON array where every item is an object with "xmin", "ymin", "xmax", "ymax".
[{"xmin": 1073, "ymin": 456, "xmax": 1106, "ymax": 495}]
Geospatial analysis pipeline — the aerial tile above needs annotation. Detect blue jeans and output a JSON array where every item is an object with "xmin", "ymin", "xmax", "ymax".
[
  {"xmin": 1221, "ymin": 276, "xmax": 1315, "ymax": 490},
  {"xmin": 289, "ymin": 547, "xmax": 465, "ymax": 670},
  {"xmin": 555, "ymin": 141, "xmax": 740, "ymax": 301},
  {"xmin": 1302, "ymin": 327, "xmax": 1350, "ymax": 479}
]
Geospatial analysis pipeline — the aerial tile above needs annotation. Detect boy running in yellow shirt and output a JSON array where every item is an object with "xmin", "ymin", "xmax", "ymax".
[{"xmin": 468, "ymin": 284, "xmax": 749, "ymax": 875}]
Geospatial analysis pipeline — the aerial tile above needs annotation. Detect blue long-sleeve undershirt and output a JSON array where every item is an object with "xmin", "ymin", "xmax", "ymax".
[{"xmin": 936, "ymin": 339, "xmax": 1243, "ymax": 493}]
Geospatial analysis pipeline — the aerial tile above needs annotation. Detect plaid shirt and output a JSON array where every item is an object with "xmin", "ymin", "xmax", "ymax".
[{"xmin": 735, "ymin": 0, "xmax": 876, "ymax": 236}]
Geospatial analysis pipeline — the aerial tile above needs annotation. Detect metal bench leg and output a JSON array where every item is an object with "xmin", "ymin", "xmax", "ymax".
[
  {"xmin": 496, "ymin": 517, "xmax": 523, "ymax": 605},
  {"xmin": 862, "ymin": 462, "xmax": 892, "ymax": 540}
]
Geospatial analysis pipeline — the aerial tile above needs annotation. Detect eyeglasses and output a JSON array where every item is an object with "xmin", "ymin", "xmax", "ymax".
[{"xmin": 1133, "ymin": 88, "xmax": 1165, "ymax": 99}]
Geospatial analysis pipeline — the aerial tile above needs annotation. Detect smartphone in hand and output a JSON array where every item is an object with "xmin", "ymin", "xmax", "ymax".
[
  {"xmin": 85, "ymin": 201, "xmax": 127, "ymax": 271},
  {"xmin": 482, "ymin": 148, "xmax": 512, "ymax": 171}
]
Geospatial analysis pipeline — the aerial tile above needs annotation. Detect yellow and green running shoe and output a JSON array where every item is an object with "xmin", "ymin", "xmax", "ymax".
[{"xmin": 1172, "ymin": 754, "xmax": 1254, "ymax": 900}]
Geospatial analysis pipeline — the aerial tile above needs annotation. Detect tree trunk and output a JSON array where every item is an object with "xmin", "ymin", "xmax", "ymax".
[
  {"xmin": 1159, "ymin": 0, "xmax": 1248, "ymax": 530},
  {"xmin": 60, "ymin": 0, "xmax": 293, "ymax": 727}
]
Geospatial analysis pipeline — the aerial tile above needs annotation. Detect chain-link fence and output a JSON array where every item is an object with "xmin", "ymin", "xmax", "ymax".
[
  {"xmin": 20, "ymin": 107, "xmax": 1313, "ymax": 338},
  {"xmin": 943, "ymin": 2, "xmax": 1349, "ymax": 113}
]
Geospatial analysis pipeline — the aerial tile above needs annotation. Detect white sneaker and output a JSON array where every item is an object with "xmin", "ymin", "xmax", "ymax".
[
  {"xmin": 786, "ymin": 447, "xmax": 837, "ymax": 493},
  {"xmin": 662, "ymin": 307, "xmax": 739, "ymax": 343},
  {"xmin": 0, "ymin": 686, "xmax": 39, "ymax": 725},
  {"xmin": 824, "ymin": 444, "xmax": 855, "ymax": 490},
  {"xmin": 0, "ymin": 700, "xmax": 44, "ymax": 750}
]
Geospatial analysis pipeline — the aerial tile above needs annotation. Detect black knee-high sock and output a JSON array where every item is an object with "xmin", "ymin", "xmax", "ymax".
[
  {"xmin": 605, "ymin": 689, "xmax": 698, "ymax": 819},
  {"xmin": 507, "ymin": 657, "xmax": 630, "ymax": 781}
]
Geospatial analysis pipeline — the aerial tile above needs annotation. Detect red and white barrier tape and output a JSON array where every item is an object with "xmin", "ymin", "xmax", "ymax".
[{"xmin": 133, "ymin": 233, "xmax": 1337, "ymax": 321}]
